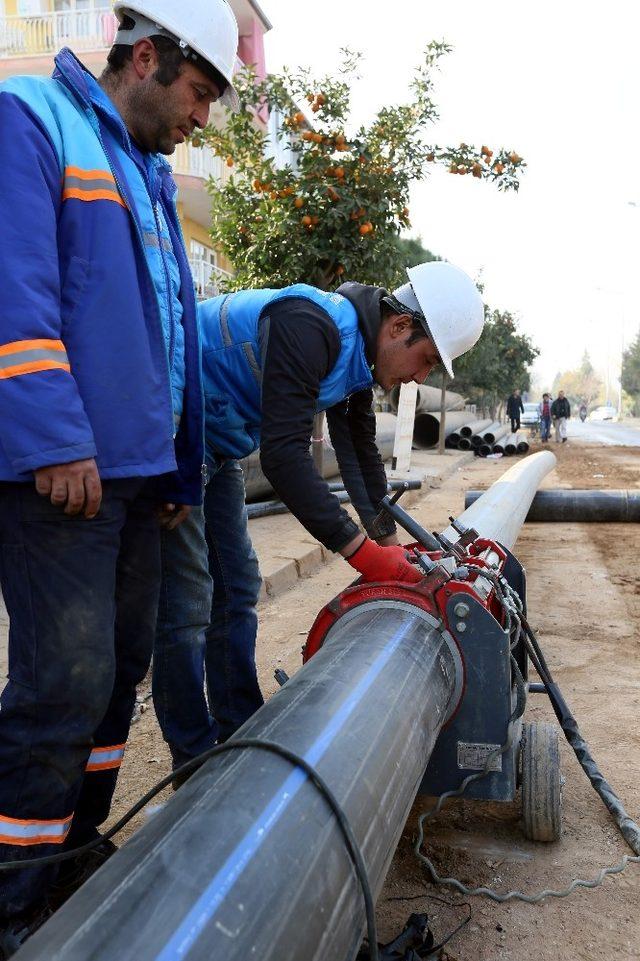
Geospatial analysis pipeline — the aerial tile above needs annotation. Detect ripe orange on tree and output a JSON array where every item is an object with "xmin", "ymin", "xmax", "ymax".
[{"xmin": 294, "ymin": 196, "xmax": 304, "ymax": 208}]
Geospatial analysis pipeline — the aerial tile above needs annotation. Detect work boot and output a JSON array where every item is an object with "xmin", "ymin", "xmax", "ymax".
[
  {"xmin": 0, "ymin": 903, "xmax": 53, "ymax": 959},
  {"xmin": 48, "ymin": 838, "xmax": 118, "ymax": 910},
  {"xmin": 562, "ymin": 437, "xmax": 567, "ymax": 443}
]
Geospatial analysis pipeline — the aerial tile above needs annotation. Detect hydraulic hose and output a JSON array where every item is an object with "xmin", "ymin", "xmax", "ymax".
[{"xmin": 518, "ymin": 613, "xmax": 640, "ymax": 855}]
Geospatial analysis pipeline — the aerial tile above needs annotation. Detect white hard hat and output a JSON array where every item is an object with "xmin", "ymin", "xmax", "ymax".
[
  {"xmin": 392, "ymin": 261, "xmax": 484, "ymax": 378},
  {"xmin": 113, "ymin": 0, "xmax": 240, "ymax": 111}
]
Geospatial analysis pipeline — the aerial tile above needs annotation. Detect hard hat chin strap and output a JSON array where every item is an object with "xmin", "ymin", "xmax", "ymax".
[
  {"xmin": 381, "ymin": 294, "xmax": 432, "ymax": 340},
  {"xmin": 114, "ymin": 10, "xmax": 198, "ymax": 66}
]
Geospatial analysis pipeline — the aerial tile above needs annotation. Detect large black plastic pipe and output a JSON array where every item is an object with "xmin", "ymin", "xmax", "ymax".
[
  {"xmin": 19, "ymin": 606, "xmax": 458, "ymax": 961},
  {"xmin": 464, "ymin": 488, "xmax": 640, "ymax": 522}
]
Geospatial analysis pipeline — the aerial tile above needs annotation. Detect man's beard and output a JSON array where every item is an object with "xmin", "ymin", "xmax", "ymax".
[{"xmin": 127, "ymin": 80, "xmax": 182, "ymax": 155}]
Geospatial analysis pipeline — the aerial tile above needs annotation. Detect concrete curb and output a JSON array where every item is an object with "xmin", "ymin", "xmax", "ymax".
[{"xmin": 252, "ymin": 450, "xmax": 476, "ymax": 601}]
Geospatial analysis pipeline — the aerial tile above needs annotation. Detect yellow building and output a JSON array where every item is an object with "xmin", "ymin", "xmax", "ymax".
[{"xmin": 0, "ymin": 0, "xmax": 272, "ymax": 295}]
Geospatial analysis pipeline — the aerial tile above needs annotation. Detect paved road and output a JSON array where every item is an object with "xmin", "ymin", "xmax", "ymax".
[{"xmin": 564, "ymin": 418, "xmax": 640, "ymax": 446}]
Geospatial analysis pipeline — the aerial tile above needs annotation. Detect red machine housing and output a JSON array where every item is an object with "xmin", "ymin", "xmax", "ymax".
[{"xmin": 303, "ymin": 539, "xmax": 508, "ymax": 664}]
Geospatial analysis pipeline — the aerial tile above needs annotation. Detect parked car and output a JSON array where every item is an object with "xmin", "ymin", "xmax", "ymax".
[
  {"xmin": 589, "ymin": 405, "xmax": 618, "ymax": 422},
  {"xmin": 521, "ymin": 402, "xmax": 540, "ymax": 427}
]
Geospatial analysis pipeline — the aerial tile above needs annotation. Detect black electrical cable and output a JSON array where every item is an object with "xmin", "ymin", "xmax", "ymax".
[
  {"xmin": 382, "ymin": 892, "xmax": 472, "ymax": 956},
  {"xmin": 0, "ymin": 738, "xmax": 380, "ymax": 961}
]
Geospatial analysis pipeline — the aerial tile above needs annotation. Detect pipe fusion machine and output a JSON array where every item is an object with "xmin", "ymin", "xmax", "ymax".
[{"xmin": 304, "ymin": 480, "xmax": 559, "ymax": 844}]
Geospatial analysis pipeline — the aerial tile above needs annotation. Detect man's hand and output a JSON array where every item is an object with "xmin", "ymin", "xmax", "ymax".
[
  {"xmin": 344, "ymin": 537, "xmax": 422, "ymax": 584},
  {"xmin": 35, "ymin": 458, "xmax": 102, "ymax": 518},
  {"xmin": 158, "ymin": 503, "xmax": 191, "ymax": 530},
  {"xmin": 376, "ymin": 533, "xmax": 400, "ymax": 547}
]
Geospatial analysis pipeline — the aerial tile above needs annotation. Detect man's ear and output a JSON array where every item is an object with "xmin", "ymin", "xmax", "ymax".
[
  {"xmin": 131, "ymin": 38, "xmax": 159, "ymax": 81},
  {"xmin": 388, "ymin": 313, "xmax": 413, "ymax": 339}
]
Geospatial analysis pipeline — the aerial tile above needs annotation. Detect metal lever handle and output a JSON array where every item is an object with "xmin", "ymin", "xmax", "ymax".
[{"xmin": 378, "ymin": 494, "xmax": 442, "ymax": 552}]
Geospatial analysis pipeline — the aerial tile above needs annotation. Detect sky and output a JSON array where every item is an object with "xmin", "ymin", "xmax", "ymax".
[{"xmin": 263, "ymin": 0, "xmax": 640, "ymax": 398}]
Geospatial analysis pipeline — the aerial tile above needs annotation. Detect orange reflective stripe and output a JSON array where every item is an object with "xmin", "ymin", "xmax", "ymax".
[
  {"xmin": 62, "ymin": 187, "xmax": 127, "ymax": 208},
  {"xmin": 64, "ymin": 165, "xmax": 116, "ymax": 183},
  {"xmin": 0, "ymin": 360, "xmax": 71, "ymax": 380},
  {"xmin": 86, "ymin": 743, "xmax": 126, "ymax": 772},
  {"xmin": 0, "ymin": 812, "xmax": 73, "ymax": 847},
  {"xmin": 0, "ymin": 339, "xmax": 66, "ymax": 358}
]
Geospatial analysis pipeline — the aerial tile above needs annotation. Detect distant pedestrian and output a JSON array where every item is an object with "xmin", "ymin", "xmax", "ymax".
[
  {"xmin": 506, "ymin": 389, "xmax": 525, "ymax": 433},
  {"xmin": 552, "ymin": 390, "xmax": 571, "ymax": 443},
  {"xmin": 539, "ymin": 393, "xmax": 552, "ymax": 442}
]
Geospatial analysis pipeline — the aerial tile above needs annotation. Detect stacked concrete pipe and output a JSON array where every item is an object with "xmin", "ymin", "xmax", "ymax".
[
  {"xmin": 389, "ymin": 384, "xmax": 465, "ymax": 413},
  {"xmin": 454, "ymin": 419, "xmax": 492, "ymax": 450},
  {"xmin": 413, "ymin": 410, "xmax": 472, "ymax": 449},
  {"xmin": 479, "ymin": 424, "xmax": 510, "ymax": 456}
]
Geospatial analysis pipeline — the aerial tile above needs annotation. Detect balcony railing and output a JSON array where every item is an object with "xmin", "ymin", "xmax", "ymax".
[
  {"xmin": 0, "ymin": 10, "xmax": 117, "ymax": 59},
  {"xmin": 170, "ymin": 143, "xmax": 223, "ymax": 183},
  {"xmin": 189, "ymin": 259, "xmax": 231, "ymax": 301}
]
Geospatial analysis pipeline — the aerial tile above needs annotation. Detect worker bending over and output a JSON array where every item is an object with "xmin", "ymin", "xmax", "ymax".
[{"xmin": 154, "ymin": 262, "xmax": 485, "ymax": 777}]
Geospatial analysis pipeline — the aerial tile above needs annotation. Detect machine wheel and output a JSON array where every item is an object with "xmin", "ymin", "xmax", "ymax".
[{"xmin": 521, "ymin": 721, "xmax": 562, "ymax": 842}]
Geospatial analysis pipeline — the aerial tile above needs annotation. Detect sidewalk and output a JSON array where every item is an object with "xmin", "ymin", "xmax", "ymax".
[{"xmin": 0, "ymin": 449, "xmax": 473, "ymax": 678}]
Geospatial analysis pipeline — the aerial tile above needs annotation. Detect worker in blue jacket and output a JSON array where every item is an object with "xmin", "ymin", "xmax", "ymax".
[
  {"xmin": 154, "ymin": 262, "xmax": 486, "ymax": 783},
  {"xmin": 0, "ymin": 1, "xmax": 240, "ymax": 953}
]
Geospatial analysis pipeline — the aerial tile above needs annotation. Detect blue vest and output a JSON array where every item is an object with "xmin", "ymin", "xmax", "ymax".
[{"xmin": 199, "ymin": 284, "xmax": 374, "ymax": 460}]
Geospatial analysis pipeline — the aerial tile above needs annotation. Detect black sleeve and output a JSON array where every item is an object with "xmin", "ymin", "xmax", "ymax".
[
  {"xmin": 519, "ymin": 398, "xmax": 525, "ymax": 413},
  {"xmin": 326, "ymin": 390, "xmax": 396, "ymax": 540},
  {"xmin": 259, "ymin": 298, "xmax": 362, "ymax": 552}
]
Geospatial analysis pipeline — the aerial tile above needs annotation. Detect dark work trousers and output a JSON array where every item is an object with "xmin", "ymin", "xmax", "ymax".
[
  {"xmin": 0, "ymin": 478, "xmax": 161, "ymax": 918},
  {"xmin": 153, "ymin": 458, "xmax": 263, "ymax": 767},
  {"xmin": 509, "ymin": 416, "xmax": 521, "ymax": 433}
]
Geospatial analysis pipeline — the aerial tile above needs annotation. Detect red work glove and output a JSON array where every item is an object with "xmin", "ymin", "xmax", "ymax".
[{"xmin": 345, "ymin": 538, "xmax": 423, "ymax": 584}]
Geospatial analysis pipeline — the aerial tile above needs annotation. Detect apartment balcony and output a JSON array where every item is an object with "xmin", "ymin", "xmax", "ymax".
[
  {"xmin": 170, "ymin": 143, "xmax": 223, "ymax": 182},
  {"xmin": 189, "ymin": 258, "xmax": 231, "ymax": 301},
  {"xmin": 0, "ymin": 9, "xmax": 117, "ymax": 60},
  {"xmin": 169, "ymin": 142, "xmax": 225, "ymax": 228}
]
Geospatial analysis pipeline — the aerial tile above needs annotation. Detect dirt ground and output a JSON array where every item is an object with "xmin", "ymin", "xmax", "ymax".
[{"xmin": 114, "ymin": 440, "xmax": 640, "ymax": 960}]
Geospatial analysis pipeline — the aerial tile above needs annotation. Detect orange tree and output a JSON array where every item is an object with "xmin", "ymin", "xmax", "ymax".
[{"xmin": 198, "ymin": 44, "xmax": 525, "ymax": 291}]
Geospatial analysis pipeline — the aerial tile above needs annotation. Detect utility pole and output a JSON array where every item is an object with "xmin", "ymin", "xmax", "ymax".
[{"xmin": 438, "ymin": 370, "xmax": 448, "ymax": 455}]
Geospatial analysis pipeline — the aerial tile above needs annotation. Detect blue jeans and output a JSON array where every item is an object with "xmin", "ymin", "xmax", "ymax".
[
  {"xmin": 540, "ymin": 415, "xmax": 552, "ymax": 441},
  {"xmin": 153, "ymin": 458, "xmax": 263, "ymax": 767},
  {"xmin": 0, "ymin": 479, "xmax": 160, "ymax": 916}
]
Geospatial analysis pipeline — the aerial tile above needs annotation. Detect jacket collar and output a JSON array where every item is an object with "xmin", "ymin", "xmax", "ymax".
[
  {"xmin": 52, "ymin": 47, "xmax": 173, "ymax": 183},
  {"xmin": 336, "ymin": 282, "xmax": 388, "ymax": 369}
]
